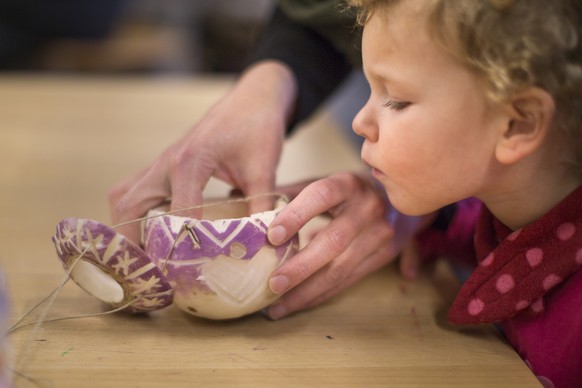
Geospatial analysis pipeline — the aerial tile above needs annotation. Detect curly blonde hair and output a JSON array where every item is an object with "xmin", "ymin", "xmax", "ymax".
[{"xmin": 348, "ymin": 0, "xmax": 582, "ymax": 170}]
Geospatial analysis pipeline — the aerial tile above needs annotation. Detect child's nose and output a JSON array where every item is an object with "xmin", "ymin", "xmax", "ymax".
[{"xmin": 352, "ymin": 102, "xmax": 378, "ymax": 142}]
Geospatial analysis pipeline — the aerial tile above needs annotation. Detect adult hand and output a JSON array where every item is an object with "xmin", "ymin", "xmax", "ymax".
[
  {"xmin": 109, "ymin": 61, "xmax": 298, "ymax": 243},
  {"xmin": 265, "ymin": 171, "xmax": 434, "ymax": 320}
]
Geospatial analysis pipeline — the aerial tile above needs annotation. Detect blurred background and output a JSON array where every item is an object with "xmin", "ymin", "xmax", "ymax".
[
  {"xmin": 0, "ymin": 0, "xmax": 369, "ymax": 149},
  {"xmin": 0, "ymin": 0, "xmax": 274, "ymax": 74}
]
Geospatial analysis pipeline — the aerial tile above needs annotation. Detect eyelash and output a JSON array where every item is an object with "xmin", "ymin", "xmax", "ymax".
[{"xmin": 382, "ymin": 100, "xmax": 410, "ymax": 111}]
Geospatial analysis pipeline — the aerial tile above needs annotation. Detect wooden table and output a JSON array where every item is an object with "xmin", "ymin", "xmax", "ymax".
[{"xmin": 0, "ymin": 75, "xmax": 540, "ymax": 387}]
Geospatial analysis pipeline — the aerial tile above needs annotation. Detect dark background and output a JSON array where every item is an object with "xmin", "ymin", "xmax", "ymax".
[{"xmin": 0, "ymin": 0, "xmax": 274, "ymax": 73}]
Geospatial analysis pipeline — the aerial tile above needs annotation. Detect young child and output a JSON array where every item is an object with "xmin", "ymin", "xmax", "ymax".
[{"xmin": 348, "ymin": 0, "xmax": 582, "ymax": 386}]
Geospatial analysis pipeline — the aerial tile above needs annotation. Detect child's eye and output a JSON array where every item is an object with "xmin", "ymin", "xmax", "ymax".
[{"xmin": 382, "ymin": 100, "xmax": 410, "ymax": 111}]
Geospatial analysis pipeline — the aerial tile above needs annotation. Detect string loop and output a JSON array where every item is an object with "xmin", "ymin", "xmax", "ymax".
[{"xmin": 7, "ymin": 192, "xmax": 288, "ymax": 384}]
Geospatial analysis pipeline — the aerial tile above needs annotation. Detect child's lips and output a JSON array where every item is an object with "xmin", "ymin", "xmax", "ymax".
[
  {"xmin": 362, "ymin": 157, "xmax": 385, "ymax": 178},
  {"xmin": 371, "ymin": 167, "xmax": 385, "ymax": 179}
]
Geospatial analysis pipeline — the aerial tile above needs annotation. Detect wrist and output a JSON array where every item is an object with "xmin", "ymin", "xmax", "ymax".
[{"xmin": 236, "ymin": 60, "xmax": 298, "ymax": 125}]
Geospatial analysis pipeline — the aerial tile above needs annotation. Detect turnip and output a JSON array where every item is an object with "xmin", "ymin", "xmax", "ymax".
[
  {"xmin": 52, "ymin": 197, "xmax": 298, "ymax": 319},
  {"xmin": 53, "ymin": 218, "xmax": 174, "ymax": 313}
]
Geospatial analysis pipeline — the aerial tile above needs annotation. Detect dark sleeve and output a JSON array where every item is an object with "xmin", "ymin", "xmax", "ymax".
[
  {"xmin": 0, "ymin": 0, "xmax": 126, "ymax": 69},
  {"xmin": 415, "ymin": 199, "xmax": 482, "ymax": 268},
  {"xmin": 248, "ymin": 4, "xmax": 361, "ymax": 131}
]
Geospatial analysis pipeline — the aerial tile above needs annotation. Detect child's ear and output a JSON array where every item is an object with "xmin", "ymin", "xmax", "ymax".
[{"xmin": 495, "ymin": 87, "xmax": 556, "ymax": 165}]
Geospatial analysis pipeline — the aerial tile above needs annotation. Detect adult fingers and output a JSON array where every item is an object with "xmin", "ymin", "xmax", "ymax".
[
  {"xmin": 267, "ymin": 242, "xmax": 395, "ymax": 320},
  {"xmin": 268, "ymin": 194, "xmax": 391, "ymax": 295},
  {"xmin": 109, "ymin": 162, "xmax": 171, "ymax": 243},
  {"xmin": 240, "ymin": 169, "xmax": 278, "ymax": 215},
  {"xmin": 168, "ymin": 145, "xmax": 217, "ymax": 218},
  {"xmin": 267, "ymin": 176, "xmax": 354, "ymax": 246},
  {"xmin": 268, "ymin": 209, "xmax": 363, "ymax": 295}
]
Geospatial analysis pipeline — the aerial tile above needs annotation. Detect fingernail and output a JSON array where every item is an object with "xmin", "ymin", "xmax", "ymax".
[
  {"xmin": 269, "ymin": 275, "xmax": 289, "ymax": 294},
  {"xmin": 268, "ymin": 304, "xmax": 287, "ymax": 320},
  {"xmin": 268, "ymin": 225, "xmax": 287, "ymax": 245}
]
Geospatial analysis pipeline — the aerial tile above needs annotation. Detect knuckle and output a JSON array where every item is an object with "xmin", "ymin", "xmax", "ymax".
[
  {"xmin": 360, "ymin": 199, "xmax": 388, "ymax": 225},
  {"xmin": 325, "ymin": 227, "xmax": 350, "ymax": 256},
  {"xmin": 112, "ymin": 195, "xmax": 131, "ymax": 217},
  {"xmin": 334, "ymin": 171, "xmax": 356, "ymax": 183},
  {"xmin": 310, "ymin": 179, "xmax": 338, "ymax": 208},
  {"xmin": 169, "ymin": 147, "xmax": 194, "ymax": 172},
  {"xmin": 294, "ymin": 256, "xmax": 313, "ymax": 282},
  {"xmin": 327, "ymin": 263, "xmax": 347, "ymax": 284},
  {"xmin": 284, "ymin": 204, "xmax": 307, "ymax": 229},
  {"xmin": 336, "ymin": 171, "xmax": 364, "ymax": 192},
  {"xmin": 107, "ymin": 184, "xmax": 124, "ymax": 204},
  {"xmin": 308, "ymin": 180, "xmax": 345, "ymax": 218},
  {"xmin": 312, "ymin": 180, "xmax": 333, "ymax": 208}
]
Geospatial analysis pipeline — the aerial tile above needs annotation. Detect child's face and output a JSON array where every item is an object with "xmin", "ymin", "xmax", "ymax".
[{"xmin": 353, "ymin": 2, "xmax": 508, "ymax": 216}]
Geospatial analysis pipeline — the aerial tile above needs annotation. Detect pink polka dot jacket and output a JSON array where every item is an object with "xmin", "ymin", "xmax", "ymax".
[{"xmin": 417, "ymin": 185, "xmax": 582, "ymax": 387}]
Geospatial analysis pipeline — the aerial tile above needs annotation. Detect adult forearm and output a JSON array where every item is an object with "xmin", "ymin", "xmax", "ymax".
[
  {"xmin": 233, "ymin": 60, "xmax": 299, "ymax": 129},
  {"xmin": 248, "ymin": 5, "xmax": 356, "ymax": 130}
]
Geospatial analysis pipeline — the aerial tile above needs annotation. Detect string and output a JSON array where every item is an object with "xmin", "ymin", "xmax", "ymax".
[
  {"xmin": 10, "ymin": 192, "xmax": 286, "ymax": 335},
  {"xmin": 159, "ymin": 223, "xmax": 192, "ymax": 273},
  {"xmin": 8, "ymin": 192, "xmax": 287, "ymax": 383},
  {"xmin": 8, "ymin": 299, "xmax": 138, "ymax": 388},
  {"xmin": 8, "ymin": 303, "xmax": 140, "ymax": 388},
  {"xmin": 10, "ymin": 243, "xmax": 91, "ymax": 385},
  {"xmin": 8, "ymin": 298, "xmax": 138, "ymax": 335},
  {"xmin": 10, "ymin": 191, "xmax": 286, "ymax": 334},
  {"xmin": 111, "ymin": 192, "xmax": 287, "ymax": 229},
  {"xmin": 7, "ymin": 240, "xmax": 137, "ymax": 386},
  {"xmin": 147, "ymin": 192, "xmax": 285, "ymax": 273},
  {"xmin": 8, "ymin": 368, "xmax": 46, "ymax": 388},
  {"xmin": 7, "ymin": 243, "xmax": 91, "ymax": 336}
]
